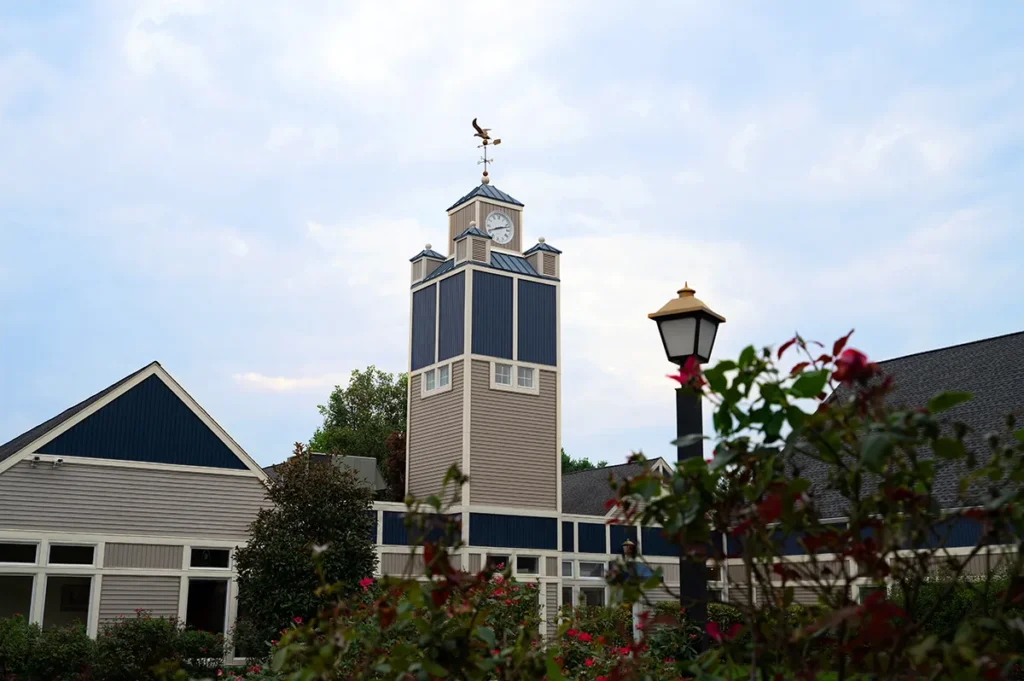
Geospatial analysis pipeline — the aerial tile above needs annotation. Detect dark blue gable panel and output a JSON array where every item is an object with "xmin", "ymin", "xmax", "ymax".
[
  {"xmin": 517, "ymin": 280, "xmax": 556, "ymax": 365},
  {"xmin": 578, "ymin": 523, "xmax": 607, "ymax": 554},
  {"xmin": 37, "ymin": 375, "xmax": 246, "ymax": 469},
  {"xmin": 641, "ymin": 527, "xmax": 678, "ymax": 557},
  {"xmin": 411, "ymin": 285, "xmax": 437, "ymax": 371},
  {"xmin": 562, "ymin": 521, "xmax": 574, "ymax": 552},
  {"xmin": 610, "ymin": 525, "xmax": 638, "ymax": 553},
  {"xmin": 471, "ymin": 272, "xmax": 512, "ymax": 359},
  {"xmin": 438, "ymin": 272, "xmax": 465, "ymax": 361},
  {"xmin": 469, "ymin": 513, "xmax": 557, "ymax": 550}
]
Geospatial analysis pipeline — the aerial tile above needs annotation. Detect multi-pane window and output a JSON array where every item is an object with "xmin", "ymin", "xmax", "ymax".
[
  {"xmin": 580, "ymin": 587, "xmax": 606, "ymax": 607},
  {"xmin": 424, "ymin": 369, "xmax": 436, "ymax": 391},
  {"xmin": 516, "ymin": 556, "xmax": 539, "ymax": 574},
  {"xmin": 191, "ymin": 548, "xmax": 230, "ymax": 569},
  {"xmin": 494, "ymin": 364, "xmax": 512, "ymax": 386},
  {"xmin": 579, "ymin": 561, "xmax": 605, "ymax": 579},
  {"xmin": 517, "ymin": 366, "xmax": 534, "ymax": 389},
  {"xmin": 48, "ymin": 545, "xmax": 94, "ymax": 566},
  {"xmin": 438, "ymin": 365, "xmax": 450, "ymax": 388},
  {"xmin": 561, "ymin": 586, "xmax": 574, "ymax": 606},
  {"xmin": 486, "ymin": 554, "xmax": 510, "ymax": 571},
  {"xmin": 0, "ymin": 543, "xmax": 37, "ymax": 564},
  {"xmin": 562, "ymin": 560, "xmax": 573, "ymax": 577}
]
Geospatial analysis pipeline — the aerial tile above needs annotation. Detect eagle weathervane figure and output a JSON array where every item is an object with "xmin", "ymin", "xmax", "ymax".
[{"xmin": 472, "ymin": 118, "xmax": 501, "ymax": 185}]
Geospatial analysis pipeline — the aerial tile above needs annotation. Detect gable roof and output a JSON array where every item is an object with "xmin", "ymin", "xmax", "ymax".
[
  {"xmin": 447, "ymin": 184, "xmax": 524, "ymax": 212},
  {"xmin": 0, "ymin": 362, "xmax": 156, "ymax": 464},
  {"xmin": 0, "ymin": 362, "xmax": 267, "ymax": 479},
  {"xmin": 409, "ymin": 248, "xmax": 446, "ymax": 262},
  {"xmin": 799, "ymin": 331, "xmax": 1024, "ymax": 518},
  {"xmin": 524, "ymin": 241, "xmax": 562, "ymax": 256},
  {"xmin": 562, "ymin": 459, "xmax": 670, "ymax": 516},
  {"xmin": 455, "ymin": 226, "xmax": 491, "ymax": 240}
]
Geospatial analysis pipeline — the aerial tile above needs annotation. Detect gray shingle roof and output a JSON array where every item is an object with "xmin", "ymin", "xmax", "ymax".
[
  {"xmin": 524, "ymin": 241, "xmax": 562, "ymax": 256},
  {"xmin": 447, "ymin": 184, "xmax": 524, "ymax": 212},
  {"xmin": 562, "ymin": 461, "xmax": 652, "ymax": 516},
  {"xmin": 797, "ymin": 331, "xmax": 1024, "ymax": 518},
  {"xmin": 0, "ymin": 362, "xmax": 157, "ymax": 464},
  {"xmin": 490, "ymin": 251, "xmax": 540, "ymax": 277},
  {"xmin": 455, "ymin": 227, "xmax": 490, "ymax": 240},
  {"xmin": 409, "ymin": 248, "xmax": 446, "ymax": 262}
]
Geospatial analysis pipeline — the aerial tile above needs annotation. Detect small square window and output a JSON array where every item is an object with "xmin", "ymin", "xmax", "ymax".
[
  {"xmin": 424, "ymin": 369, "xmax": 436, "ymax": 391},
  {"xmin": 562, "ymin": 560, "xmax": 573, "ymax": 577},
  {"xmin": 561, "ymin": 586, "xmax": 574, "ymax": 606},
  {"xmin": 517, "ymin": 366, "xmax": 534, "ymax": 389},
  {"xmin": 191, "ymin": 548, "xmax": 230, "ymax": 569},
  {"xmin": 49, "ymin": 545, "xmax": 94, "ymax": 565},
  {"xmin": 580, "ymin": 587, "xmax": 606, "ymax": 607},
  {"xmin": 486, "ymin": 554, "xmax": 510, "ymax": 571},
  {"xmin": 494, "ymin": 364, "xmax": 512, "ymax": 386},
  {"xmin": 0, "ymin": 543, "xmax": 37, "ymax": 564},
  {"xmin": 579, "ymin": 561, "xmax": 605, "ymax": 579},
  {"xmin": 438, "ymin": 365, "xmax": 450, "ymax": 388},
  {"xmin": 516, "ymin": 556, "xmax": 539, "ymax": 574}
]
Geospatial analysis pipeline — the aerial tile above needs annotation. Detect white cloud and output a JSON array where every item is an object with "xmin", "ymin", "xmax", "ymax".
[{"xmin": 233, "ymin": 372, "xmax": 344, "ymax": 392}]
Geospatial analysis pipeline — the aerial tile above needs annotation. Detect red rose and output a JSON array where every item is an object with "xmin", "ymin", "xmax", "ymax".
[
  {"xmin": 833, "ymin": 348, "xmax": 876, "ymax": 384},
  {"xmin": 578, "ymin": 632, "xmax": 592, "ymax": 643},
  {"xmin": 584, "ymin": 658, "xmax": 594, "ymax": 667}
]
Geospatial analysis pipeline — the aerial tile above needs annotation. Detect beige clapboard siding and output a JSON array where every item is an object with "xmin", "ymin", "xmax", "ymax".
[
  {"xmin": 546, "ymin": 557, "xmax": 558, "ymax": 577},
  {"xmin": 381, "ymin": 552, "xmax": 424, "ymax": 576},
  {"xmin": 407, "ymin": 361, "xmax": 464, "ymax": 503},
  {"xmin": 456, "ymin": 239, "xmax": 467, "ymax": 261},
  {"xmin": 468, "ymin": 554, "xmax": 482, "ymax": 573},
  {"xmin": 478, "ymin": 202, "xmax": 521, "ymax": 252},
  {"xmin": 98, "ymin": 575, "xmax": 180, "ymax": 623},
  {"xmin": 449, "ymin": 204, "xmax": 476, "ymax": 254},
  {"xmin": 0, "ymin": 461, "xmax": 266, "ymax": 539},
  {"xmin": 104, "ymin": 543, "xmax": 183, "ymax": 570},
  {"xmin": 469, "ymin": 361, "xmax": 557, "ymax": 510}
]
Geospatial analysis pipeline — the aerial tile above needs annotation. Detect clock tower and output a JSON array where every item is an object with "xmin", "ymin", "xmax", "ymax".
[{"xmin": 406, "ymin": 172, "xmax": 562, "ymax": 521}]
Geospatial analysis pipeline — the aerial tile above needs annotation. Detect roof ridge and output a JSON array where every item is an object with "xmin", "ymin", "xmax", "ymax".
[
  {"xmin": 562, "ymin": 459, "xmax": 649, "ymax": 478},
  {"xmin": 877, "ymin": 329, "xmax": 1024, "ymax": 365}
]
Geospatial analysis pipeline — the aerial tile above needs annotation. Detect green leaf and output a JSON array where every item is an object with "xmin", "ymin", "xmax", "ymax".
[
  {"xmin": 422, "ymin": 660, "xmax": 448, "ymax": 677},
  {"xmin": 739, "ymin": 345, "xmax": 756, "ymax": 367},
  {"xmin": 545, "ymin": 649, "xmax": 566, "ymax": 681},
  {"xmin": 671, "ymin": 433, "xmax": 705, "ymax": 448},
  {"xmin": 861, "ymin": 432, "xmax": 892, "ymax": 473},
  {"xmin": 704, "ymin": 366, "xmax": 727, "ymax": 393},
  {"xmin": 790, "ymin": 370, "xmax": 829, "ymax": 399},
  {"xmin": 934, "ymin": 437, "xmax": 966, "ymax": 460},
  {"xmin": 1014, "ymin": 429, "xmax": 1024, "ymax": 444},
  {"xmin": 764, "ymin": 411, "xmax": 786, "ymax": 442},
  {"xmin": 927, "ymin": 391, "xmax": 972, "ymax": 414},
  {"xmin": 271, "ymin": 647, "xmax": 288, "ymax": 672},
  {"xmin": 474, "ymin": 625, "xmax": 496, "ymax": 648}
]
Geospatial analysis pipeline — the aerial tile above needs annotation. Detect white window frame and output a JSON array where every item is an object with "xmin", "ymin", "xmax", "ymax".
[
  {"xmin": 578, "ymin": 585, "xmax": 607, "ymax": 607},
  {"xmin": 419, "ymin": 362, "xmax": 454, "ymax": 398},
  {"xmin": 489, "ymin": 361, "xmax": 540, "ymax": 396},
  {"xmin": 561, "ymin": 560, "xmax": 573, "ymax": 577},
  {"xmin": 41, "ymin": 572, "xmax": 95, "ymax": 631},
  {"xmin": 0, "ymin": 541, "xmax": 40, "ymax": 566},
  {"xmin": 189, "ymin": 547, "xmax": 232, "ymax": 571},
  {"xmin": 46, "ymin": 543, "xmax": 97, "ymax": 567},
  {"xmin": 438, "ymin": 364, "xmax": 450, "ymax": 389},
  {"xmin": 515, "ymin": 555, "xmax": 540, "ymax": 576},
  {"xmin": 561, "ymin": 584, "xmax": 575, "ymax": 607},
  {"xmin": 578, "ymin": 561, "xmax": 606, "ymax": 580},
  {"xmin": 485, "ymin": 553, "xmax": 511, "ymax": 572},
  {"xmin": 517, "ymin": 366, "xmax": 534, "ymax": 389}
]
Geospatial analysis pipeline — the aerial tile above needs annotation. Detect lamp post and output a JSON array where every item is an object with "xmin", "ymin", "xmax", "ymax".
[{"xmin": 648, "ymin": 283, "xmax": 725, "ymax": 638}]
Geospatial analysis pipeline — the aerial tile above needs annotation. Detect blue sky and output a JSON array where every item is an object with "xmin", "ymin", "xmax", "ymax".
[{"xmin": 1, "ymin": 1, "xmax": 1022, "ymax": 467}]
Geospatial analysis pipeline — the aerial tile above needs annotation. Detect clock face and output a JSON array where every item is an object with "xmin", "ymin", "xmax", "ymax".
[{"xmin": 485, "ymin": 211, "xmax": 515, "ymax": 245}]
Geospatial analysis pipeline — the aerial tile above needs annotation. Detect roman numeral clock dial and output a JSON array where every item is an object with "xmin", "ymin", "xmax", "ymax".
[{"xmin": 485, "ymin": 211, "xmax": 514, "ymax": 245}]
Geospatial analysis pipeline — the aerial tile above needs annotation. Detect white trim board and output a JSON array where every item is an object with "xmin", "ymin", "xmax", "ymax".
[{"xmin": 0, "ymin": 363, "xmax": 268, "ymax": 481}]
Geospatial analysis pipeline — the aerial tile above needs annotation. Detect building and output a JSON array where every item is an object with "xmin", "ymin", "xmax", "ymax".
[{"xmin": 0, "ymin": 362, "xmax": 267, "ymax": 643}]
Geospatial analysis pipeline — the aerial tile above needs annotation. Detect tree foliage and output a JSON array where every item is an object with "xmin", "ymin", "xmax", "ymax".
[
  {"xmin": 381, "ymin": 431, "xmax": 407, "ymax": 502},
  {"xmin": 561, "ymin": 448, "xmax": 608, "ymax": 475},
  {"xmin": 309, "ymin": 366, "xmax": 407, "ymax": 466},
  {"xmin": 234, "ymin": 444, "xmax": 377, "ymax": 659}
]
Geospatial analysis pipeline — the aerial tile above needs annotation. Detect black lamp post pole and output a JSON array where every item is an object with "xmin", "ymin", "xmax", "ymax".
[{"xmin": 676, "ymin": 386, "xmax": 708, "ymax": 639}]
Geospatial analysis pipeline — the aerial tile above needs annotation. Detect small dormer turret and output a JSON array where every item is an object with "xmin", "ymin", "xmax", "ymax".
[
  {"xmin": 453, "ymin": 221, "xmax": 491, "ymax": 265},
  {"xmin": 410, "ymin": 244, "xmax": 446, "ymax": 284},
  {"xmin": 524, "ymin": 237, "xmax": 561, "ymax": 278}
]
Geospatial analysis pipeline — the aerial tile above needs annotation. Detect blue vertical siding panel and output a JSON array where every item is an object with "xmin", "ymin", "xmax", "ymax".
[
  {"xmin": 517, "ymin": 281, "xmax": 556, "ymax": 365},
  {"xmin": 411, "ymin": 285, "xmax": 437, "ymax": 371},
  {"xmin": 562, "ymin": 521, "xmax": 575, "ymax": 552},
  {"xmin": 469, "ymin": 513, "xmax": 557, "ymax": 550},
  {"xmin": 641, "ymin": 527, "xmax": 677, "ymax": 557},
  {"xmin": 610, "ymin": 525, "xmax": 638, "ymax": 553},
  {"xmin": 438, "ymin": 272, "xmax": 465, "ymax": 361},
  {"xmin": 37, "ymin": 375, "xmax": 246, "ymax": 469},
  {"xmin": 471, "ymin": 272, "xmax": 513, "ymax": 359},
  {"xmin": 382, "ymin": 512, "xmax": 460, "ymax": 546},
  {"xmin": 578, "ymin": 523, "xmax": 607, "ymax": 554}
]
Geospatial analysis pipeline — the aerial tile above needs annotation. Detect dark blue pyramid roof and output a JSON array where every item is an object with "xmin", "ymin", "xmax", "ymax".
[{"xmin": 447, "ymin": 184, "xmax": 523, "ymax": 212}]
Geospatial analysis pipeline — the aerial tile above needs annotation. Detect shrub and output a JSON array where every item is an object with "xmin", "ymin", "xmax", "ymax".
[
  {"xmin": 0, "ymin": 615, "xmax": 39, "ymax": 679},
  {"xmin": 27, "ymin": 624, "xmax": 93, "ymax": 681},
  {"xmin": 93, "ymin": 611, "xmax": 225, "ymax": 681}
]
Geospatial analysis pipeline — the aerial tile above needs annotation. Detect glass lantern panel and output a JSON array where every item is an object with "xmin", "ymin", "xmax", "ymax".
[
  {"xmin": 697, "ymin": 317, "xmax": 719, "ymax": 360},
  {"xmin": 660, "ymin": 317, "xmax": 696, "ymax": 360}
]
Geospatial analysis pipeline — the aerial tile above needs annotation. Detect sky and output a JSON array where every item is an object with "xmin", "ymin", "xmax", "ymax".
[{"xmin": 1, "ymin": 1, "xmax": 1022, "ymax": 468}]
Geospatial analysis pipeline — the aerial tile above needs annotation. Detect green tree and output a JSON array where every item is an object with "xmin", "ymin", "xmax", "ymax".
[
  {"xmin": 309, "ymin": 366, "xmax": 408, "ymax": 466},
  {"xmin": 561, "ymin": 447, "xmax": 608, "ymax": 474},
  {"xmin": 233, "ymin": 444, "xmax": 378, "ymax": 659}
]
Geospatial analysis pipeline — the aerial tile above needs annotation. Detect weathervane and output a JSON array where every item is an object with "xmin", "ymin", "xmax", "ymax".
[{"xmin": 472, "ymin": 118, "xmax": 501, "ymax": 185}]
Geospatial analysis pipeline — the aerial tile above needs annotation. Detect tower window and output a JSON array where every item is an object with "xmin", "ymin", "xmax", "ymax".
[
  {"xmin": 424, "ymin": 369, "xmax": 436, "ymax": 391},
  {"xmin": 517, "ymin": 367, "xmax": 534, "ymax": 388},
  {"xmin": 438, "ymin": 365, "xmax": 450, "ymax": 388},
  {"xmin": 494, "ymin": 364, "xmax": 512, "ymax": 386}
]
